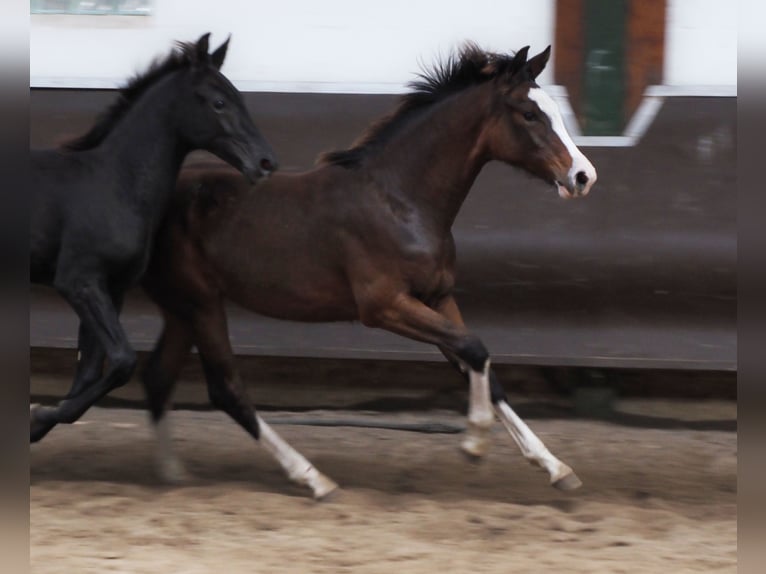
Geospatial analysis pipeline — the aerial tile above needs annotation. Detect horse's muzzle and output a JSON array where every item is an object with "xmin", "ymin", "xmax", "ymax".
[
  {"xmin": 556, "ymin": 166, "xmax": 597, "ymax": 199},
  {"xmin": 244, "ymin": 156, "xmax": 278, "ymax": 184}
]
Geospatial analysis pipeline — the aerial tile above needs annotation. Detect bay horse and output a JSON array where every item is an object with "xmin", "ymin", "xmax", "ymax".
[
  {"xmin": 141, "ymin": 44, "xmax": 596, "ymax": 498},
  {"xmin": 29, "ymin": 33, "xmax": 278, "ymax": 442}
]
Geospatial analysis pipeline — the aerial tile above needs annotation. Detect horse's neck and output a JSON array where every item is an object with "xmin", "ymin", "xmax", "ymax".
[
  {"xmin": 97, "ymin": 79, "xmax": 188, "ymax": 212},
  {"xmin": 373, "ymin": 87, "xmax": 491, "ymax": 230}
]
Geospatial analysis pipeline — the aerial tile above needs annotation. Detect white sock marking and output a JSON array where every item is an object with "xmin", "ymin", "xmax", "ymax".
[
  {"xmin": 257, "ymin": 416, "xmax": 337, "ymax": 499},
  {"xmin": 494, "ymin": 400, "xmax": 572, "ymax": 483},
  {"xmin": 528, "ymin": 87, "xmax": 597, "ymax": 196},
  {"xmin": 154, "ymin": 413, "xmax": 188, "ymax": 483},
  {"xmin": 461, "ymin": 360, "xmax": 494, "ymax": 457}
]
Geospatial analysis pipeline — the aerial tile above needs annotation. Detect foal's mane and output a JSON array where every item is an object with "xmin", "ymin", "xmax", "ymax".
[
  {"xmin": 318, "ymin": 43, "xmax": 527, "ymax": 168},
  {"xmin": 62, "ymin": 40, "xmax": 205, "ymax": 152}
]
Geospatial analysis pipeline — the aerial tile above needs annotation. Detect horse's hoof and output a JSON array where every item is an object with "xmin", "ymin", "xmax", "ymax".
[
  {"xmin": 30, "ymin": 404, "xmax": 54, "ymax": 443},
  {"xmin": 312, "ymin": 474, "xmax": 340, "ymax": 501},
  {"xmin": 460, "ymin": 436, "xmax": 489, "ymax": 461},
  {"xmin": 460, "ymin": 445, "xmax": 485, "ymax": 464},
  {"xmin": 157, "ymin": 459, "xmax": 191, "ymax": 485},
  {"xmin": 552, "ymin": 470, "xmax": 583, "ymax": 491}
]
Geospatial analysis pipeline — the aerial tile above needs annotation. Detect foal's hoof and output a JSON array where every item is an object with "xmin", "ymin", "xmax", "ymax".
[
  {"xmin": 157, "ymin": 458, "xmax": 192, "ymax": 485},
  {"xmin": 460, "ymin": 435, "xmax": 489, "ymax": 461},
  {"xmin": 311, "ymin": 474, "xmax": 340, "ymax": 501},
  {"xmin": 460, "ymin": 445, "xmax": 485, "ymax": 464},
  {"xmin": 552, "ymin": 469, "xmax": 583, "ymax": 491},
  {"xmin": 30, "ymin": 404, "xmax": 55, "ymax": 443}
]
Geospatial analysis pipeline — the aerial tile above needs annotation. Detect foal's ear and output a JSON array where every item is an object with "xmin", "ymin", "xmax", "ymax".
[
  {"xmin": 526, "ymin": 45, "xmax": 551, "ymax": 80},
  {"xmin": 211, "ymin": 35, "xmax": 231, "ymax": 70},
  {"xmin": 195, "ymin": 33, "xmax": 212, "ymax": 64},
  {"xmin": 509, "ymin": 45, "xmax": 530, "ymax": 74}
]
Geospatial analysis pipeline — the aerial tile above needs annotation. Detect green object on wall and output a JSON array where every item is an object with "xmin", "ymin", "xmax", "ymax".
[{"xmin": 583, "ymin": 0, "xmax": 626, "ymax": 135}]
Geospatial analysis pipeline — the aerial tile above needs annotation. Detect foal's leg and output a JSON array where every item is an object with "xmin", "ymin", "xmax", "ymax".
[
  {"xmin": 361, "ymin": 293, "xmax": 580, "ymax": 490},
  {"xmin": 31, "ymin": 277, "xmax": 136, "ymax": 442},
  {"xmin": 140, "ymin": 313, "xmax": 194, "ymax": 483},
  {"xmin": 191, "ymin": 302, "xmax": 337, "ymax": 499},
  {"xmin": 437, "ymin": 296, "xmax": 580, "ymax": 489},
  {"xmin": 64, "ymin": 290, "xmax": 123, "ymax": 399}
]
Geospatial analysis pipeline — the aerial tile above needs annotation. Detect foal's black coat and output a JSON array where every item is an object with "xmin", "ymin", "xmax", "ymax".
[{"xmin": 30, "ymin": 33, "xmax": 277, "ymax": 442}]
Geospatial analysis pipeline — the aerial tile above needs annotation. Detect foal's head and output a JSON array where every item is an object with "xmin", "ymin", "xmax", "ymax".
[
  {"xmin": 65, "ymin": 33, "xmax": 277, "ymax": 182},
  {"xmin": 480, "ymin": 45, "xmax": 596, "ymax": 198},
  {"xmin": 171, "ymin": 33, "xmax": 277, "ymax": 181}
]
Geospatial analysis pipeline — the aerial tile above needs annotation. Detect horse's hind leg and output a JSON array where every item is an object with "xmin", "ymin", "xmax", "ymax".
[
  {"xmin": 359, "ymin": 292, "xmax": 580, "ymax": 490},
  {"xmin": 31, "ymin": 277, "xmax": 136, "ymax": 442},
  {"xmin": 141, "ymin": 313, "xmax": 194, "ymax": 483},
  {"xmin": 191, "ymin": 302, "xmax": 338, "ymax": 499}
]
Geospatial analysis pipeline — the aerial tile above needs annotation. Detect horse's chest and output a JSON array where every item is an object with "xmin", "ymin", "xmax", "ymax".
[
  {"xmin": 392, "ymin": 231, "xmax": 456, "ymax": 297},
  {"xmin": 78, "ymin": 210, "xmax": 155, "ymax": 280}
]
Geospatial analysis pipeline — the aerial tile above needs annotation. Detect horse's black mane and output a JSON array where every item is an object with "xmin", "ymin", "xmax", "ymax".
[
  {"xmin": 63, "ymin": 40, "xmax": 203, "ymax": 151},
  {"xmin": 319, "ymin": 43, "xmax": 528, "ymax": 168}
]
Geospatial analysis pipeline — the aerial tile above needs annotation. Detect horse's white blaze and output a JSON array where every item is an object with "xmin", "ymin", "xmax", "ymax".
[
  {"xmin": 461, "ymin": 360, "xmax": 494, "ymax": 457},
  {"xmin": 494, "ymin": 400, "xmax": 572, "ymax": 483},
  {"xmin": 528, "ymin": 87, "xmax": 597, "ymax": 197},
  {"xmin": 257, "ymin": 416, "xmax": 338, "ymax": 499}
]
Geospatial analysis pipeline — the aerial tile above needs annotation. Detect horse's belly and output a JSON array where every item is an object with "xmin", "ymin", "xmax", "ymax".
[{"xmin": 220, "ymin": 266, "xmax": 359, "ymax": 323}]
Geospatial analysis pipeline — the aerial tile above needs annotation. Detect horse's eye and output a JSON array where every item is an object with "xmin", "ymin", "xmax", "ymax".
[
  {"xmin": 523, "ymin": 111, "xmax": 537, "ymax": 122},
  {"xmin": 213, "ymin": 99, "xmax": 225, "ymax": 111}
]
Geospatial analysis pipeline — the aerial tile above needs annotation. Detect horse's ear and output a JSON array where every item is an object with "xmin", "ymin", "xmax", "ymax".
[
  {"xmin": 510, "ymin": 46, "xmax": 530, "ymax": 73},
  {"xmin": 210, "ymin": 35, "xmax": 230, "ymax": 70},
  {"xmin": 526, "ymin": 45, "xmax": 551, "ymax": 80},
  {"xmin": 195, "ymin": 33, "xmax": 211, "ymax": 64}
]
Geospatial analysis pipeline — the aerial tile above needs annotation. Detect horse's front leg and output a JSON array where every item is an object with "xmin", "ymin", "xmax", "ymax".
[
  {"xmin": 31, "ymin": 276, "xmax": 136, "ymax": 442},
  {"xmin": 436, "ymin": 296, "xmax": 581, "ymax": 490},
  {"xmin": 63, "ymin": 289, "xmax": 124, "ymax": 400},
  {"xmin": 361, "ymin": 292, "xmax": 581, "ymax": 490}
]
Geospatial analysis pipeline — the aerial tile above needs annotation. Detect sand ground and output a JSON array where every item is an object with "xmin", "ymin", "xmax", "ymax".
[{"xmin": 31, "ymin": 402, "xmax": 736, "ymax": 573}]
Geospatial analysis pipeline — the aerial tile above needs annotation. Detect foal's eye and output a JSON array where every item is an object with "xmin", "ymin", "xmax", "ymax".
[
  {"xmin": 213, "ymin": 99, "xmax": 225, "ymax": 111},
  {"xmin": 523, "ymin": 111, "xmax": 537, "ymax": 122}
]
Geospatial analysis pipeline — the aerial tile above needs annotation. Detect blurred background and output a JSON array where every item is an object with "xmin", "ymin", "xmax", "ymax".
[{"xmin": 29, "ymin": 0, "xmax": 736, "ymax": 394}]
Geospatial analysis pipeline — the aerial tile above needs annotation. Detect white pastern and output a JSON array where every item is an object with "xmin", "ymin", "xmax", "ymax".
[
  {"xmin": 154, "ymin": 413, "xmax": 189, "ymax": 483},
  {"xmin": 257, "ymin": 416, "xmax": 338, "ymax": 499},
  {"xmin": 494, "ymin": 400, "xmax": 575, "ymax": 485},
  {"xmin": 528, "ymin": 87, "xmax": 597, "ymax": 196},
  {"xmin": 461, "ymin": 360, "xmax": 494, "ymax": 458}
]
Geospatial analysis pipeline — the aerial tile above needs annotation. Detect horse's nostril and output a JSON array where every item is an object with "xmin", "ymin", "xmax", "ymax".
[
  {"xmin": 260, "ymin": 158, "xmax": 275, "ymax": 173},
  {"xmin": 575, "ymin": 171, "xmax": 589, "ymax": 186}
]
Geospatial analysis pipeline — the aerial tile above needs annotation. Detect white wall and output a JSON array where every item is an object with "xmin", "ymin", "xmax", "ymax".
[
  {"xmin": 30, "ymin": 0, "xmax": 556, "ymax": 92},
  {"xmin": 664, "ymin": 0, "xmax": 737, "ymax": 88}
]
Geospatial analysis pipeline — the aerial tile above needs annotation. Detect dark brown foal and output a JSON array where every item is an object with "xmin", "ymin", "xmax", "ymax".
[{"xmin": 141, "ymin": 44, "xmax": 595, "ymax": 498}]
